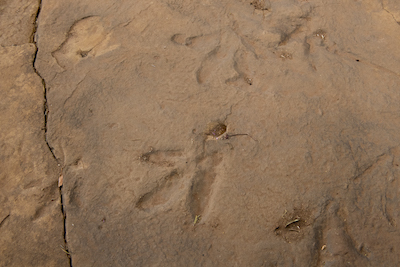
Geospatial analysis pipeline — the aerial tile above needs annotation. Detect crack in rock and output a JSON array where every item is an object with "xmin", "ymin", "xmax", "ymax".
[{"xmin": 32, "ymin": 1, "xmax": 72, "ymax": 266}]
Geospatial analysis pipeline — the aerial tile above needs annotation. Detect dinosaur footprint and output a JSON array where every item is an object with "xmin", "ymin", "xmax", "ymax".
[
  {"xmin": 170, "ymin": 32, "xmax": 227, "ymax": 84},
  {"xmin": 136, "ymin": 146, "xmax": 224, "ymax": 217},
  {"xmin": 52, "ymin": 16, "xmax": 119, "ymax": 68},
  {"xmin": 136, "ymin": 149, "xmax": 186, "ymax": 210}
]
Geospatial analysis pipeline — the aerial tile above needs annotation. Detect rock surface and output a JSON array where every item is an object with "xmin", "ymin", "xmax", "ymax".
[
  {"xmin": 2, "ymin": 0, "xmax": 400, "ymax": 266},
  {"xmin": 0, "ymin": 1, "xmax": 68, "ymax": 266}
]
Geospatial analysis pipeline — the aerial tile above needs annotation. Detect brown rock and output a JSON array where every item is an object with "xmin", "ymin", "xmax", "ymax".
[
  {"xmin": 0, "ymin": 1, "xmax": 69, "ymax": 266},
  {"xmin": 1, "ymin": 0, "xmax": 397, "ymax": 265},
  {"xmin": 0, "ymin": 43, "xmax": 69, "ymax": 266},
  {"xmin": 0, "ymin": 0, "xmax": 39, "ymax": 46}
]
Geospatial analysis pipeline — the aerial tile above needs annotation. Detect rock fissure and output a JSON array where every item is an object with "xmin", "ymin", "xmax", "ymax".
[{"xmin": 32, "ymin": 1, "xmax": 72, "ymax": 266}]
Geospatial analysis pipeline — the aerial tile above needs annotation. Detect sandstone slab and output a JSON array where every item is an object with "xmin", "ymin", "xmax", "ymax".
[{"xmin": 33, "ymin": 0, "xmax": 400, "ymax": 266}]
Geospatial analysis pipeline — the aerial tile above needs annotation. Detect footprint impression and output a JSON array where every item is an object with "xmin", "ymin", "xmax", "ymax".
[
  {"xmin": 135, "ymin": 123, "xmax": 228, "ymax": 224},
  {"xmin": 52, "ymin": 16, "xmax": 119, "ymax": 68},
  {"xmin": 136, "ymin": 149, "xmax": 186, "ymax": 210},
  {"xmin": 171, "ymin": 31, "xmax": 245, "ymax": 85}
]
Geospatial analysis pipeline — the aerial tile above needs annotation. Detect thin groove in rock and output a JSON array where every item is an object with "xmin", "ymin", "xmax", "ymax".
[{"xmin": 32, "ymin": 0, "xmax": 72, "ymax": 266}]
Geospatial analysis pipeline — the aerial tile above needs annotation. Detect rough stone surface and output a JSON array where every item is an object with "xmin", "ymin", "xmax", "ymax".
[
  {"xmin": 0, "ymin": 44, "xmax": 68, "ymax": 266},
  {"xmin": 0, "ymin": 0, "xmax": 39, "ymax": 46},
  {"xmin": 0, "ymin": 1, "xmax": 69, "ymax": 266},
  {"xmin": 3, "ymin": 0, "xmax": 400, "ymax": 266}
]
